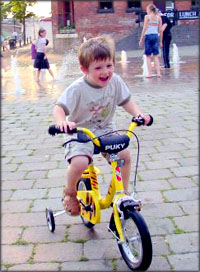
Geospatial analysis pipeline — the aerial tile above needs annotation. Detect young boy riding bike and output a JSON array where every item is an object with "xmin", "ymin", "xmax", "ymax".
[{"xmin": 53, "ymin": 35, "xmax": 151, "ymax": 216}]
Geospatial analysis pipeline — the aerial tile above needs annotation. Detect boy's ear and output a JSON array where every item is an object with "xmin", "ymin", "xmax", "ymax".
[{"xmin": 80, "ymin": 65, "xmax": 88, "ymax": 74}]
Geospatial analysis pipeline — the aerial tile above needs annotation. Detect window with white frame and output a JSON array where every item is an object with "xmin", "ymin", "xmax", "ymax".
[{"xmin": 166, "ymin": 1, "xmax": 174, "ymax": 10}]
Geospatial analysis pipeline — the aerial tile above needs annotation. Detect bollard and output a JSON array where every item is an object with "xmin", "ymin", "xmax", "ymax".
[{"xmin": 19, "ymin": 40, "xmax": 22, "ymax": 47}]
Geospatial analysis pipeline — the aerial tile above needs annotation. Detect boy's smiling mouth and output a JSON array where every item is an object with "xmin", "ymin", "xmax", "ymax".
[{"xmin": 99, "ymin": 76, "xmax": 109, "ymax": 82}]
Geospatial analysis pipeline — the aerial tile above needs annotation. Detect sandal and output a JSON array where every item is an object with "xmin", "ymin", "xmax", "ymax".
[{"xmin": 63, "ymin": 188, "xmax": 80, "ymax": 216}]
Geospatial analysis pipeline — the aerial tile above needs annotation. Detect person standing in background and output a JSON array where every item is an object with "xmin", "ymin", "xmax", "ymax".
[
  {"xmin": 159, "ymin": 10, "xmax": 173, "ymax": 68},
  {"xmin": 139, "ymin": 4, "xmax": 162, "ymax": 78}
]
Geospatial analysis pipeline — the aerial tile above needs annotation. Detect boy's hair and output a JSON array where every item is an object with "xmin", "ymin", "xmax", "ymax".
[{"xmin": 78, "ymin": 35, "xmax": 115, "ymax": 69}]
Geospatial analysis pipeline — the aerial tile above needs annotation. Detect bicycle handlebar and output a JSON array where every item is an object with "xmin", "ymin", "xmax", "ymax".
[{"xmin": 48, "ymin": 115, "xmax": 153, "ymax": 142}]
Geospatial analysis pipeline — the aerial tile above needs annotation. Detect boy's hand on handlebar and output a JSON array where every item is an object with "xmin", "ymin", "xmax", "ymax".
[
  {"xmin": 139, "ymin": 114, "xmax": 153, "ymax": 126},
  {"xmin": 57, "ymin": 120, "xmax": 76, "ymax": 133}
]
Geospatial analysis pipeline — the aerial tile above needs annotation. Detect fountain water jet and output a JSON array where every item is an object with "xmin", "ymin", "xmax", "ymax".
[
  {"xmin": 172, "ymin": 43, "xmax": 180, "ymax": 64},
  {"xmin": 10, "ymin": 53, "xmax": 26, "ymax": 94},
  {"xmin": 142, "ymin": 55, "xmax": 149, "ymax": 77}
]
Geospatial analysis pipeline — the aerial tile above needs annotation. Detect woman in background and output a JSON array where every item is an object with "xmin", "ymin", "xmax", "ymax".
[{"xmin": 139, "ymin": 4, "xmax": 162, "ymax": 78}]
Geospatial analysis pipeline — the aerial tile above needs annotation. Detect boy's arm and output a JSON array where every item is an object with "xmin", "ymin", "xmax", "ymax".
[
  {"xmin": 122, "ymin": 100, "xmax": 150, "ymax": 125},
  {"xmin": 53, "ymin": 105, "xmax": 76, "ymax": 132}
]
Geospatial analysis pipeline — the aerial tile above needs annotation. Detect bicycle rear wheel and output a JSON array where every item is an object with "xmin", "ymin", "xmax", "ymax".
[
  {"xmin": 117, "ymin": 209, "xmax": 152, "ymax": 271},
  {"xmin": 77, "ymin": 178, "xmax": 95, "ymax": 229}
]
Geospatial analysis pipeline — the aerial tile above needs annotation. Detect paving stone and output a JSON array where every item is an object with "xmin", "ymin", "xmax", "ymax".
[
  {"xmin": 137, "ymin": 179, "xmax": 171, "ymax": 191},
  {"xmin": 145, "ymin": 217, "xmax": 174, "ymax": 236},
  {"xmin": 2, "ymin": 245, "xmax": 33, "ymax": 264},
  {"xmin": 33, "ymin": 177, "xmax": 65, "ymax": 189},
  {"xmin": 141, "ymin": 203, "xmax": 184, "ymax": 218},
  {"xmin": 2, "ymin": 200, "xmax": 31, "ymax": 213},
  {"xmin": 168, "ymin": 177, "xmax": 197, "ymax": 189},
  {"xmin": 34, "ymin": 242, "xmax": 82, "ymax": 262},
  {"xmin": 136, "ymin": 191, "xmax": 164, "ymax": 204},
  {"xmin": 48, "ymin": 169, "xmax": 66, "ymax": 178},
  {"xmin": 17, "ymin": 161, "xmax": 57, "ymax": 171},
  {"xmin": 61, "ymin": 260, "xmax": 113, "ymax": 271},
  {"xmin": 22, "ymin": 225, "xmax": 67, "ymax": 243},
  {"xmin": 2, "ymin": 171, "xmax": 27, "ymax": 181},
  {"xmin": 178, "ymin": 200, "xmax": 198, "ymax": 215},
  {"xmin": 48, "ymin": 187, "xmax": 63, "ymax": 198},
  {"xmin": 11, "ymin": 188, "xmax": 47, "ymax": 200},
  {"xmin": 145, "ymin": 159, "xmax": 180, "ymax": 170},
  {"xmin": 173, "ymin": 215, "xmax": 198, "ymax": 232},
  {"xmin": 84, "ymin": 239, "xmax": 121, "ymax": 260},
  {"xmin": 2, "ymin": 190, "xmax": 13, "ymax": 201},
  {"xmin": 9, "ymin": 263, "xmax": 59, "ymax": 271},
  {"xmin": 150, "ymin": 151, "xmax": 182, "ymax": 160},
  {"xmin": 25, "ymin": 170, "xmax": 47, "ymax": 179},
  {"xmin": 32, "ymin": 198, "xmax": 63, "ymax": 212},
  {"xmin": 2, "ymin": 227, "xmax": 22, "ymax": 245},
  {"xmin": 12, "ymin": 154, "xmax": 50, "ymax": 163},
  {"xmin": 2, "ymin": 212, "xmax": 47, "ymax": 227},
  {"xmin": 68, "ymin": 222, "xmax": 112, "ymax": 241},
  {"xmin": 2, "ymin": 179, "xmax": 34, "ymax": 190},
  {"xmin": 165, "ymin": 232, "xmax": 198, "ymax": 254},
  {"xmin": 139, "ymin": 169, "xmax": 174, "ymax": 181},
  {"xmin": 170, "ymin": 166, "xmax": 198, "ymax": 177},
  {"xmin": 163, "ymin": 187, "xmax": 198, "ymax": 202},
  {"xmin": 167, "ymin": 252, "xmax": 199, "ymax": 271}
]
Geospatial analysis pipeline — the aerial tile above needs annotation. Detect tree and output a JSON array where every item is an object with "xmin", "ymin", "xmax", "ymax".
[
  {"xmin": 7, "ymin": 0, "xmax": 37, "ymax": 44},
  {"xmin": 0, "ymin": 1, "xmax": 12, "ymax": 19}
]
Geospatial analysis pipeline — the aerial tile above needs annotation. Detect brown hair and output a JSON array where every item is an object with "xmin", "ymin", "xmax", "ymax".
[
  {"xmin": 78, "ymin": 35, "xmax": 115, "ymax": 69},
  {"xmin": 147, "ymin": 4, "xmax": 157, "ymax": 13},
  {"xmin": 38, "ymin": 27, "xmax": 46, "ymax": 37}
]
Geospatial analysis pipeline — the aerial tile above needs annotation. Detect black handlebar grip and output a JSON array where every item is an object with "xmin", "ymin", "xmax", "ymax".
[
  {"xmin": 147, "ymin": 114, "xmax": 153, "ymax": 126},
  {"xmin": 66, "ymin": 127, "xmax": 77, "ymax": 134},
  {"xmin": 48, "ymin": 125, "xmax": 62, "ymax": 136},
  {"xmin": 48, "ymin": 125, "xmax": 77, "ymax": 136}
]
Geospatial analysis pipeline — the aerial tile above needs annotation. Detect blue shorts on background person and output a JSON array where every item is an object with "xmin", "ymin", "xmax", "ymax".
[{"xmin": 144, "ymin": 34, "xmax": 159, "ymax": 56}]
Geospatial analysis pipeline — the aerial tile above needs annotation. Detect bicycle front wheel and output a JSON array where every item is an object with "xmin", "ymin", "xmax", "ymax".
[{"xmin": 117, "ymin": 209, "xmax": 152, "ymax": 271}]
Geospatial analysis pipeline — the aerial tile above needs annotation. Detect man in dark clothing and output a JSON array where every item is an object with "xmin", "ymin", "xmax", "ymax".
[{"xmin": 160, "ymin": 11, "xmax": 173, "ymax": 68}]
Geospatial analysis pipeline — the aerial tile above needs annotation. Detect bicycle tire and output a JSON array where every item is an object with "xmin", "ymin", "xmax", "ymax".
[
  {"xmin": 116, "ymin": 208, "xmax": 152, "ymax": 271},
  {"xmin": 77, "ymin": 178, "xmax": 95, "ymax": 229},
  {"xmin": 46, "ymin": 208, "xmax": 55, "ymax": 233}
]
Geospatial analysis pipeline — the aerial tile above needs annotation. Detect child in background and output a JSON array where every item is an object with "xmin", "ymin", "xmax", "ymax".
[
  {"xmin": 53, "ymin": 35, "xmax": 152, "ymax": 216},
  {"xmin": 31, "ymin": 40, "xmax": 37, "ymax": 68}
]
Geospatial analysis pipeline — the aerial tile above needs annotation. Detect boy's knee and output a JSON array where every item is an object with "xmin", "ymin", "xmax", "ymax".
[
  {"xmin": 70, "ymin": 156, "xmax": 90, "ymax": 172},
  {"xmin": 119, "ymin": 149, "xmax": 131, "ymax": 164}
]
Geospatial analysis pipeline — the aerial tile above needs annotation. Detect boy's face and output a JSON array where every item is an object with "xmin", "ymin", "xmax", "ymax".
[{"xmin": 82, "ymin": 58, "xmax": 114, "ymax": 88}]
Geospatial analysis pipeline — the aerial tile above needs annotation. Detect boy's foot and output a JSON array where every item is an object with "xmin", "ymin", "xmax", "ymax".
[{"xmin": 63, "ymin": 187, "xmax": 80, "ymax": 216}]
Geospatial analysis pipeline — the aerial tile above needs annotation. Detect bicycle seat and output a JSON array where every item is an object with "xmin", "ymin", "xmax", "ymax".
[{"xmin": 98, "ymin": 135, "xmax": 130, "ymax": 154}]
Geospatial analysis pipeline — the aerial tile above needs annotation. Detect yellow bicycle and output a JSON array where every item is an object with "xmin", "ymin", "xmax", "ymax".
[{"xmin": 46, "ymin": 115, "xmax": 153, "ymax": 271}]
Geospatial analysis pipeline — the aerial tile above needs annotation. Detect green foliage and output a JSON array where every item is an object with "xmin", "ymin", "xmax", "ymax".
[
  {"xmin": 8, "ymin": 0, "xmax": 37, "ymax": 23},
  {"xmin": 1, "ymin": 2, "xmax": 12, "ymax": 19}
]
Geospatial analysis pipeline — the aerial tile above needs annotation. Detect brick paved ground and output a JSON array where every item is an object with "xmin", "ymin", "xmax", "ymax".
[{"xmin": 1, "ymin": 45, "xmax": 199, "ymax": 271}]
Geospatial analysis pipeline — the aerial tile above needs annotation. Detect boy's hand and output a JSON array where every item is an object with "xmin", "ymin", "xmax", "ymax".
[
  {"xmin": 139, "ymin": 114, "xmax": 153, "ymax": 126},
  {"xmin": 57, "ymin": 120, "xmax": 76, "ymax": 133}
]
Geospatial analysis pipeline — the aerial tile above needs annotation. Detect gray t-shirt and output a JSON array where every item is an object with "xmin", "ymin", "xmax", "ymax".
[{"xmin": 56, "ymin": 73, "xmax": 131, "ymax": 133}]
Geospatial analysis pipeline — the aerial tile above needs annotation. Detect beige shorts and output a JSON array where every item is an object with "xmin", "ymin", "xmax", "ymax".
[{"xmin": 65, "ymin": 140, "xmax": 95, "ymax": 163}]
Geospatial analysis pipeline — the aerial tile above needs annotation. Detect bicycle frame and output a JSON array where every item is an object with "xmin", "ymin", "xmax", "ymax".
[{"xmin": 77, "ymin": 121, "xmax": 139, "ymax": 243}]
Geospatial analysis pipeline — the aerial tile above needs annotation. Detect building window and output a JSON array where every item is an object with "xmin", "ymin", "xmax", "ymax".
[
  {"xmin": 126, "ymin": 0, "xmax": 141, "ymax": 13},
  {"xmin": 165, "ymin": 1, "xmax": 174, "ymax": 10},
  {"xmin": 98, "ymin": 0, "xmax": 114, "ymax": 13},
  {"xmin": 191, "ymin": 0, "xmax": 199, "ymax": 9}
]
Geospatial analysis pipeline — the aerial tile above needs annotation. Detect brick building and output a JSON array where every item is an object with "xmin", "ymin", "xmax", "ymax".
[{"xmin": 51, "ymin": 0, "xmax": 199, "ymax": 52}]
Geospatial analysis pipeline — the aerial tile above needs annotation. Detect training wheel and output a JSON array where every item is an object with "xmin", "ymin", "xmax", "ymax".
[{"xmin": 46, "ymin": 208, "xmax": 55, "ymax": 232}]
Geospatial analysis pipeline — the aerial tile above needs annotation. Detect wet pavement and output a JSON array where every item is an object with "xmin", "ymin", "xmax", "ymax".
[{"xmin": 1, "ymin": 45, "xmax": 199, "ymax": 271}]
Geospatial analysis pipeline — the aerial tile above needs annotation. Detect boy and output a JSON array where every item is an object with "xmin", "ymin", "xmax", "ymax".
[{"xmin": 53, "ymin": 35, "xmax": 151, "ymax": 216}]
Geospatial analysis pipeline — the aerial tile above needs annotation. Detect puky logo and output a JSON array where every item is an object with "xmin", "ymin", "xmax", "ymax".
[{"xmin": 105, "ymin": 143, "xmax": 126, "ymax": 151}]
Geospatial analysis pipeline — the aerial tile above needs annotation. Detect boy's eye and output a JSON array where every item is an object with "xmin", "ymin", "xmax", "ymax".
[
  {"xmin": 95, "ymin": 67, "xmax": 101, "ymax": 70},
  {"xmin": 107, "ymin": 64, "xmax": 112, "ymax": 68}
]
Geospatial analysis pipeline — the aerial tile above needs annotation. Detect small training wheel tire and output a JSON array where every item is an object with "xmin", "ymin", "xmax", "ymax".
[{"xmin": 46, "ymin": 208, "xmax": 55, "ymax": 232}]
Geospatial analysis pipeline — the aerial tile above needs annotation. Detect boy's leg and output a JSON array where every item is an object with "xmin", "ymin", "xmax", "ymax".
[
  {"xmin": 63, "ymin": 155, "xmax": 90, "ymax": 215},
  {"xmin": 118, "ymin": 149, "xmax": 131, "ymax": 194}
]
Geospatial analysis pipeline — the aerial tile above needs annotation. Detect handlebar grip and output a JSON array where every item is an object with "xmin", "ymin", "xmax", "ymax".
[
  {"xmin": 147, "ymin": 114, "xmax": 153, "ymax": 126},
  {"xmin": 48, "ymin": 125, "xmax": 77, "ymax": 136}
]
